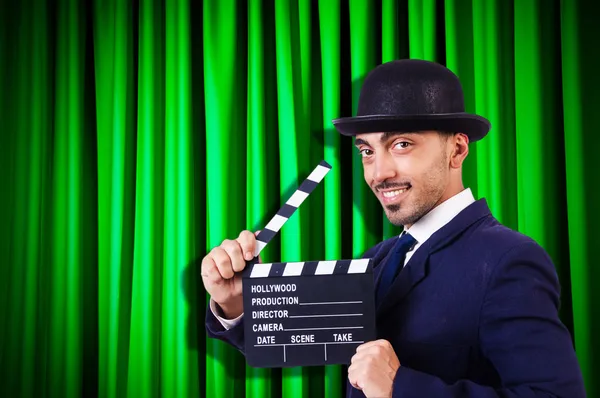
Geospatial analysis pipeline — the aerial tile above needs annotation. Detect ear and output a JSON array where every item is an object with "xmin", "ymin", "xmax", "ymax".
[{"xmin": 449, "ymin": 133, "xmax": 469, "ymax": 169}]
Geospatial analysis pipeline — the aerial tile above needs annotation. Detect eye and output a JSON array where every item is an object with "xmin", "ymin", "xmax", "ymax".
[
  {"xmin": 394, "ymin": 141, "xmax": 411, "ymax": 149},
  {"xmin": 359, "ymin": 148, "xmax": 373, "ymax": 157}
]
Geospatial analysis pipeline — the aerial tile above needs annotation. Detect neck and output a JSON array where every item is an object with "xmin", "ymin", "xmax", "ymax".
[
  {"xmin": 436, "ymin": 180, "xmax": 465, "ymax": 207},
  {"xmin": 403, "ymin": 180, "xmax": 465, "ymax": 230}
]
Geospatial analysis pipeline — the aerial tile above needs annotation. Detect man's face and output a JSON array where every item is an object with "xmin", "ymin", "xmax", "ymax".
[{"xmin": 354, "ymin": 131, "xmax": 452, "ymax": 227}]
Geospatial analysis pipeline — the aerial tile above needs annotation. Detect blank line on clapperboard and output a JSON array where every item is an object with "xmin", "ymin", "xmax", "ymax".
[
  {"xmin": 248, "ymin": 161, "xmax": 368, "ymax": 362},
  {"xmin": 299, "ymin": 300, "xmax": 362, "ymax": 305},
  {"xmin": 284, "ymin": 326, "xmax": 364, "ymax": 331},
  {"xmin": 289, "ymin": 314, "xmax": 362, "ymax": 318}
]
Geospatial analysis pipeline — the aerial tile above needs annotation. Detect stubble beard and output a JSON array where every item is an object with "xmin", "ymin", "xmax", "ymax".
[{"xmin": 383, "ymin": 154, "xmax": 448, "ymax": 227}]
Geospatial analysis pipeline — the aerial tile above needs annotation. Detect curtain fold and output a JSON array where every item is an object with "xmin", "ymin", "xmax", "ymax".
[
  {"xmin": 127, "ymin": 0, "xmax": 165, "ymax": 396},
  {"xmin": 93, "ymin": 1, "xmax": 136, "ymax": 397},
  {"xmin": 560, "ymin": 1, "xmax": 600, "ymax": 397},
  {"xmin": 1, "ymin": 1, "xmax": 598, "ymax": 397},
  {"xmin": 203, "ymin": 1, "xmax": 247, "ymax": 397}
]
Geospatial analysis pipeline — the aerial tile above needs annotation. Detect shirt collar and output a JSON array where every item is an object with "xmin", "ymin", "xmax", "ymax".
[{"xmin": 403, "ymin": 188, "xmax": 475, "ymax": 244}]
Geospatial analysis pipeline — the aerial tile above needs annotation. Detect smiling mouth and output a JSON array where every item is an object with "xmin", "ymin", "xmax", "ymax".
[
  {"xmin": 382, "ymin": 188, "xmax": 409, "ymax": 198},
  {"xmin": 378, "ymin": 185, "xmax": 411, "ymax": 203}
]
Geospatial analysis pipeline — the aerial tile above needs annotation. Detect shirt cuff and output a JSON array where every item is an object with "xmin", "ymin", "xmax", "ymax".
[{"xmin": 209, "ymin": 298, "xmax": 244, "ymax": 330}]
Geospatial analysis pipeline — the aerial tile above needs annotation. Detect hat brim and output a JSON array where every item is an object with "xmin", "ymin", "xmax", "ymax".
[{"xmin": 332, "ymin": 113, "xmax": 491, "ymax": 142}]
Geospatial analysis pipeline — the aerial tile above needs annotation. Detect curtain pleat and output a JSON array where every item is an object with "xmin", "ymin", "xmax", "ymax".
[
  {"xmin": 93, "ymin": 1, "xmax": 137, "ymax": 397},
  {"xmin": 408, "ymin": 0, "xmax": 438, "ymax": 61},
  {"xmin": 49, "ymin": 1, "xmax": 89, "ymax": 397},
  {"xmin": 203, "ymin": 1, "xmax": 247, "ymax": 397},
  {"xmin": 1, "ymin": 1, "xmax": 598, "ymax": 397},
  {"xmin": 163, "ymin": 0, "xmax": 197, "ymax": 396},
  {"xmin": 127, "ymin": 0, "xmax": 165, "ymax": 396},
  {"xmin": 473, "ymin": 0, "xmax": 517, "ymax": 227},
  {"xmin": 561, "ymin": 1, "xmax": 600, "ymax": 397},
  {"xmin": 127, "ymin": 2, "xmax": 164, "ymax": 397}
]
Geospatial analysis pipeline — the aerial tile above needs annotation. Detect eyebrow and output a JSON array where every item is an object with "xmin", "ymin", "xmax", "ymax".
[
  {"xmin": 354, "ymin": 137, "xmax": 369, "ymax": 146},
  {"xmin": 354, "ymin": 132, "xmax": 416, "ymax": 147}
]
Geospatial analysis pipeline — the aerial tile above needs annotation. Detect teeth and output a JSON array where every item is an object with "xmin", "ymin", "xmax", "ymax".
[{"xmin": 382, "ymin": 188, "xmax": 408, "ymax": 198}]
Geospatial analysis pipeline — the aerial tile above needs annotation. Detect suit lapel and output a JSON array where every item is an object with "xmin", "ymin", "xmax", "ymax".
[{"xmin": 375, "ymin": 199, "xmax": 492, "ymax": 317}]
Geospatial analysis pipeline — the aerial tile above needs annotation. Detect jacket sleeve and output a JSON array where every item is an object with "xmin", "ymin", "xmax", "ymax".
[
  {"xmin": 205, "ymin": 303, "xmax": 246, "ymax": 354},
  {"xmin": 390, "ymin": 241, "xmax": 586, "ymax": 398}
]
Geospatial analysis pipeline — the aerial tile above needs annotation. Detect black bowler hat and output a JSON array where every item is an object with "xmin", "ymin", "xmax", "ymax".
[{"xmin": 332, "ymin": 59, "xmax": 491, "ymax": 142}]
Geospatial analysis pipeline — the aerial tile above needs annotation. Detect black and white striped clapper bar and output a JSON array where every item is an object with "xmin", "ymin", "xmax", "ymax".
[{"xmin": 242, "ymin": 160, "xmax": 377, "ymax": 368}]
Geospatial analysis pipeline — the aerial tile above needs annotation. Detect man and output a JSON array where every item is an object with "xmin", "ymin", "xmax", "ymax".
[{"xmin": 202, "ymin": 59, "xmax": 586, "ymax": 397}]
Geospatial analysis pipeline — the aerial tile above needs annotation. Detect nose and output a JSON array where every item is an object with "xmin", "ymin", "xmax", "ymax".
[{"xmin": 372, "ymin": 153, "xmax": 396, "ymax": 184}]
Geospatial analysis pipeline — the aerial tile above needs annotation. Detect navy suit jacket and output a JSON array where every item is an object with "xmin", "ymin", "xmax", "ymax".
[{"xmin": 205, "ymin": 199, "xmax": 586, "ymax": 397}]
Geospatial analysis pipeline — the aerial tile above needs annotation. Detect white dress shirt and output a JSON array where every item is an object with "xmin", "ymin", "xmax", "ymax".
[
  {"xmin": 210, "ymin": 188, "xmax": 476, "ymax": 330},
  {"xmin": 402, "ymin": 187, "xmax": 475, "ymax": 265}
]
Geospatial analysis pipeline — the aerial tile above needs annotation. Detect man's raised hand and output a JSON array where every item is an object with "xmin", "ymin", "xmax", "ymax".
[{"xmin": 201, "ymin": 230, "xmax": 260, "ymax": 319}]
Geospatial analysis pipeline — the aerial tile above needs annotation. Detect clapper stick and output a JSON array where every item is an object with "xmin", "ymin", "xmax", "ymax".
[
  {"xmin": 251, "ymin": 160, "xmax": 332, "ymax": 259},
  {"xmin": 203, "ymin": 160, "xmax": 331, "ymax": 277}
]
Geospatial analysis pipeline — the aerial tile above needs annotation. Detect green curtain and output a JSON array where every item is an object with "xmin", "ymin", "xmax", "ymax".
[{"xmin": 1, "ymin": 0, "xmax": 598, "ymax": 397}]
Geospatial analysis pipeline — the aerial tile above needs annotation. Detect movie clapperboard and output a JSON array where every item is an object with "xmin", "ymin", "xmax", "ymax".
[{"xmin": 242, "ymin": 160, "xmax": 377, "ymax": 368}]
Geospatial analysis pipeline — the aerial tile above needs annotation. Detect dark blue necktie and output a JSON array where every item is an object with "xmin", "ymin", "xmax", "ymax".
[{"xmin": 376, "ymin": 232, "xmax": 416, "ymax": 304}]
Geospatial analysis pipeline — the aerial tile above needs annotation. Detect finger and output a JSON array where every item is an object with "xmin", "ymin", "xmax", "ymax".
[
  {"xmin": 356, "ymin": 379, "xmax": 364, "ymax": 390},
  {"xmin": 201, "ymin": 256, "xmax": 222, "ymax": 285},
  {"xmin": 347, "ymin": 365, "xmax": 361, "ymax": 390},
  {"xmin": 350, "ymin": 351, "xmax": 368, "ymax": 364},
  {"xmin": 350, "ymin": 350, "xmax": 367, "ymax": 364},
  {"xmin": 348, "ymin": 361, "xmax": 370, "ymax": 373},
  {"xmin": 221, "ymin": 239, "xmax": 246, "ymax": 272},
  {"xmin": 358, "ymin": 344, "xmax": 386, "ymax": 359},
  {"xmin": 212, "ymin": 247, "xmax": 235, "ymax": 279},
  {"xmin": 355, "ymin": 339, "xmax": 388, "ymax": 352},
  {"xmin": 352, "ymin": 353, "xmax": 380, "ymax": 374},
  {"xmin": 237, "ymin": 230, "xmax": 258, "ymax": 261},
  {"xmin": 348, "ymin": 378, "xmax": 360, "ymax": 390},
  {"xmin": 355, "ymin": 341, "xmax": 376, "ymax": 353}
]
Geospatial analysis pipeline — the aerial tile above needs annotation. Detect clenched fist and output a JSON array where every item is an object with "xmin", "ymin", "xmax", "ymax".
[
  {"xmin": 201, "ymin": 230, "xmax": 260, "ymax": 319},
  {"xmin": 348, "ymin": 339, "xmax": 400, "ymax": 398}
]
